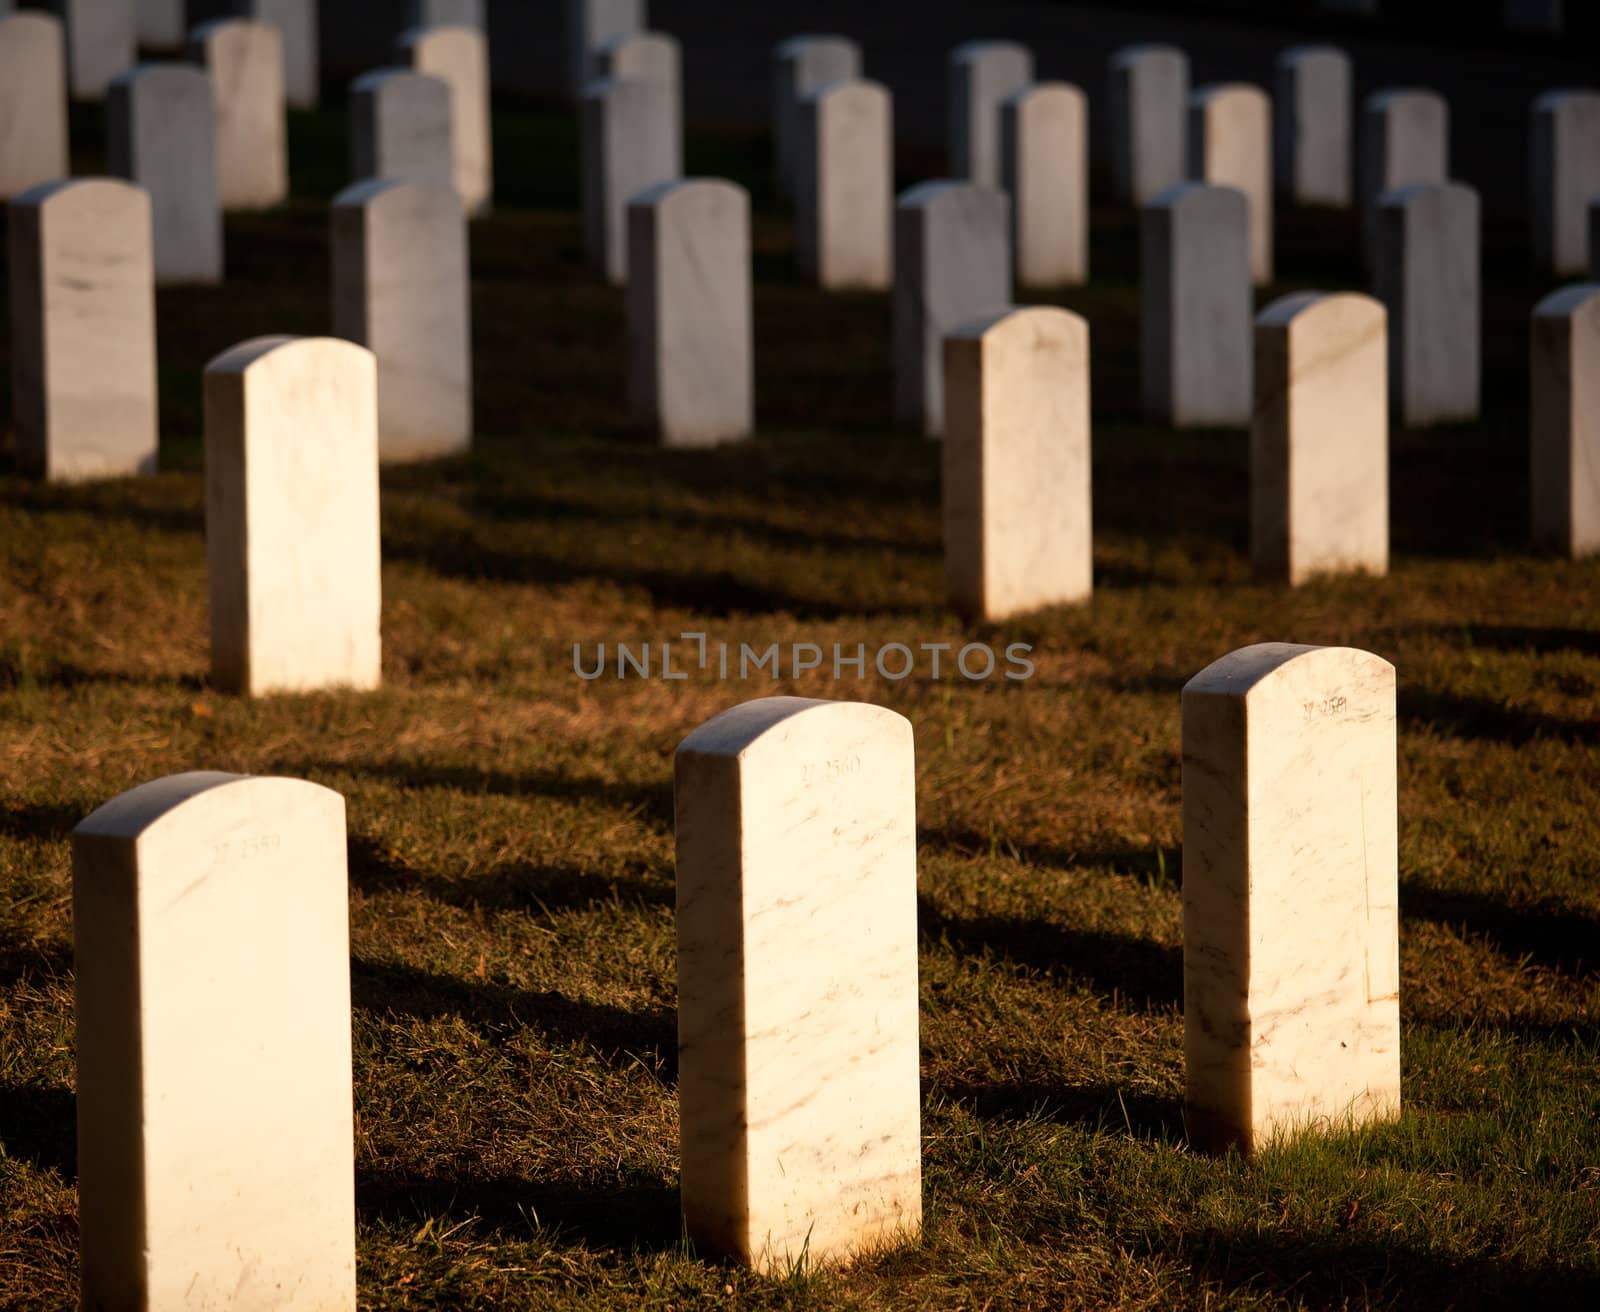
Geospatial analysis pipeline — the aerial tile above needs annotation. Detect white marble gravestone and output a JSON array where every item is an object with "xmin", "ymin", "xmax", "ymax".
[
  {"xmin": 204, "ymin": 335, "xmax": 381, "ymax": 695},
  {"xmin": 1001, "ymin": 81, "xmax": 1087, "ymax": 288},
  {"xmin": 1359, "ymin": 88, "xmax": 1447, "ymax": 265},
  {"xmin": 234, "ymin": 0, "xmax": 318, "ymax": 110},
  {"xmin": 795, "ymin": 78, "xmax": 892, "ymax": 290},
  {"xmin": 408, "ymin": 0, "xmax": 483, "ymax": 29},
  {"xmin": 1531, "ymin": 90, "xmax": 1600, "ymax": 276},
  {"xmin": 566, "ymin": 0, "xmax": 643, "ymax": 96},
  {"xmin": 1141, "ymin": 181, "xmax": 1252, "ymax": 427},
  {"xmin": 135, "ymin": 0, "xmax": 184, "ymax": 49},
  {"xmin": 894, "ymin": 181, "xmax": 1011, "ymax": 438},
  {"xmin": 581, "ymin": 75, "xmax": 677, "ymax": 284},
  {"xmin": 0, "ymin": 13, "xmax": 69, "ymax": 200},
  {"xmin": 49, "ymin": 0, "xmax": 135, "ymax": 100},
  {"xmin": 189, "ymin": 19, "xmax": 287, "ymax": 210},
  {"xmin": 1182, "ymin": 643, "xmax": 1401, "ymax": 1153},
  {"xmin": 595, "ymin": 30, "xmax": 681, "ymax": 177},
  {"xmin": 676, "ymin": 697, "xmax": 922, "ymax": 1269},
  {"xmin": 947, "ymin": 40, "xmax": 1033, "ymax": 190},
  {"xmin": 772, "ymin": 34, "xmax": 860, "ymax": 202},
  {"xmin": 1253, "ymin": 292, "xmax": 1388, "ymax": 583},
  {"xmin": 1188, "ymin": 82, "xmax": 1273, "ymax": 285},
  {"xmin": 1374, "ymin": 180, "xmax": 1480, "ymax": 427},
  {"xmin": 8, "ymin": 178, "xmax": 158, "ymax": 481},
  {"xmin": 1108, "ymin": 43, "xmax": 1189, "ymax": 205},
  {"xmin": 944, "ymin": 306, "xmax": 1092, "ymax": 619},
  {"xmin": 1274, "ymin": 46, "xmax": 1350, "ymax": 208},
  {"xmin": 109, "ymin": 63, "xmax": 223, "ymax": 285},
  {"xmin": 627, "ymin": 178, "xmax": 752, "ymax": 447},
  {"xmin": 397, "ymin": 23, "xmax": 491, "ymax": 214},
  {"xmin": 1530, "ymin": 282, "xmax": 1600, "ymax": 557},
  {"xmin": 333, "ymin": 178, "xmax": 472, "ymax": 462},
  {"xmin": 350, "ymin": 67, "xmax": 453, "ymax": 188},
  {"xmin": 73, "ymin": 771, "xmax": 356, "ymax": 1310}
]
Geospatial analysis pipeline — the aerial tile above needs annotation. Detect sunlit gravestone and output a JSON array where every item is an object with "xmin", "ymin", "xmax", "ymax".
[
  {"xmin": 189, "ymin": 18, "xmax": 288, "ymax": 210},
  {"xmin": 332, "ymin": 177, "xmax": 472, "ymax": 461},
  {"xmin": 8, "ymin": 177, "xmax": 158, "ymax": 481},
  {"xmin": 1252, "ymin": 292, "xmax": 1388, "ymax": 583},
  {"xmin": 1182, "ymin": 643, "xmax": 1401, "ymax": 1153},
  {"xmin": 676, "ymin": 697, "xmax": 922, "ymax": 1269},
  {"xmin": 204, "ymin": 335, "xmax": 381, "ymax": 695},
  {"xmin": 944, "ymin": 306, "xmax": 1092, "ymax": 619},
  {"xmin": 73, "ymin": 771, "xmax": 356, "ymax": 1309},
  {"xmin": 0, "ymin": 12, "xmax": 69, "ymax": 200},
  {"xmin": 627, "ymin": 178, "xmax": 753, "ymax": 446},
  {"xmin": 109, "ymin": 63, "xmax": 224, "ymax": 284},
  {"xmin": 1530, "ymin": 282, "xmax": 1600, "ymax": 558}
]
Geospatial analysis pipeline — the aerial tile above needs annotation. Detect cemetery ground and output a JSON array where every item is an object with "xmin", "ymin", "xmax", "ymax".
[{"xmin": 2, "ymin": 100, "xmax": 1599, "ymax": 1311}]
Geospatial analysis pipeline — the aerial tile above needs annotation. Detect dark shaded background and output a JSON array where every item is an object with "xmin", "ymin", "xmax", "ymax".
[{"xmin": 172, "ymin": 0, "xmax": 1599, "ymax": 219}]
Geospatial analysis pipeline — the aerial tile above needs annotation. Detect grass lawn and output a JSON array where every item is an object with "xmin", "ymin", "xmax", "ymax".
[{"xmin": 1, "ymin": 99, "xmax": 1598, "ymax": 1310}]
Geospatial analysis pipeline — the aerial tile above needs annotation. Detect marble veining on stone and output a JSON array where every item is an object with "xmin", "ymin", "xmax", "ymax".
[
  {"xmin": 675, "ymin": 698, "xmax": 922, "ymax": 1270},
  {"xmin": 72, "ymin": 771, "xmax": 356, "ymax": 1310},
  {"xmin": 1182, "ymin": 643, "xmax": 1401, "ymax": 1153}
]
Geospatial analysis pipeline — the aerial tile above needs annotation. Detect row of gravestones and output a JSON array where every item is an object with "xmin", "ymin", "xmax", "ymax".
[
  {"xmin": 10, "ymin": 255, "xmax": 1596, "ymax": 707},
  {"xmin": 64, "ymin": 645, "xmax": 1398, "ymax": 1301},
  {"xmin": 0, "ymin": 7, "xmax": 491, "ymax": 280}
]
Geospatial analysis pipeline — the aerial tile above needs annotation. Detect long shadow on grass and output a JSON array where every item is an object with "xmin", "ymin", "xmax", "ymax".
[
  {"xmin": 1399, "ymin": 687, "xmax": 1600, "ymax": 747},
  {"xmin": 1402, "ymin": 883, "xmax": 1600, "ymax": 978},
  {"xmin": 0, "ymin": 938, "xmax": 71, "ymax": 989},
  {"xmin": 351, "ymin": 957, "xmax": 677, "ymax": 1080},
  {"xmin": 348, "ymin": 833, "xmax": 672, "ymax": 914},
  {"xmin": 0, "ymin": 1082, "xmax": 75, "ymax": 1181},
  {"xmin": 1179, "ymin": 1230, "xmax": 1600, "ymax": 1310},
  {"xmin": 379, "ymin": 528, "xmax": 936, "ymax": 621},
  {"xmin": 286, "ymin": 760, "xmax": 675, "ymax": 832},
  {"xmin": 934, "ymin": 1079, "xmax": 1184, "ymax": 1141},
  {"xmin": 0, "ymin": 800, "xmax": 83, "ymax": 844},
  {"xmin": 919, "ymin": 899, "xmax": 1182, "ymax": 1012},
  {"xmin": 1400, "ymin": 624, "xmax": 1600, "ymax": 659},
  {"xmin": 924, "ymin": 828, "xmax": 1182, "ymax": 889},
  {"xmin": 357, "ymin": 1167, "xmax": 682, "ymax": 1253}
]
